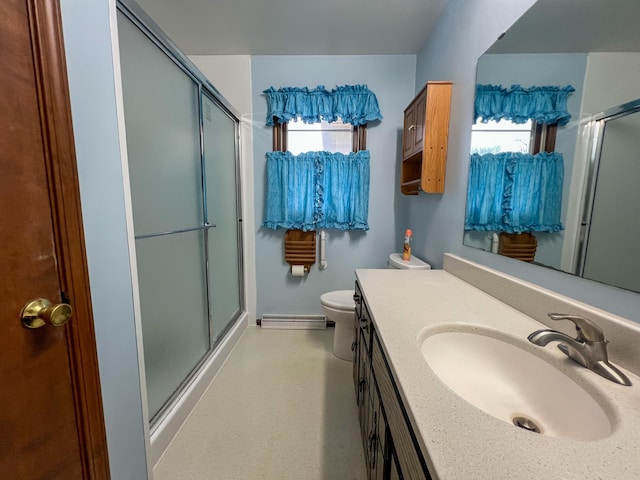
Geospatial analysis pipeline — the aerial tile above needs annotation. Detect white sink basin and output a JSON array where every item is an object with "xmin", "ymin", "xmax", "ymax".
[{"xmin": 420, "ymin": 328, "xmax": 614, "ymax": 441}]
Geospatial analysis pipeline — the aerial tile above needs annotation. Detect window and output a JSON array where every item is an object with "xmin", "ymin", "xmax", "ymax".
[
  {"xmin": 471, "ymin": 119, "xmax": 558, "ymax": 155},
  {"xmin": 286, "ymin": 119, "xmax": 352, "ymax": 154},
  {"xmin": 263, "ymin": 85, "xmax": 377, "ymax": 231},
  {"xmin": 471, "ymin": 119, "xmax": 533, "ymax": 154},
  {"xmin": 267, "ymin": 117, "xmax": 370, "ymax": 231},
  {"xmin": 272, "ymin": 118, "xmax": 366, "ymax": 153}
]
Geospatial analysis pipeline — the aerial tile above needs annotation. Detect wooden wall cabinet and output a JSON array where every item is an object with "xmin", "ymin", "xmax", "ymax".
[
  {"xmin": 401, "ymin": 81, "xmax": 452, "ymax": 195},
  {"xmin": 353, "ymin": 282, "xmax": 432, "ymax": 480}
]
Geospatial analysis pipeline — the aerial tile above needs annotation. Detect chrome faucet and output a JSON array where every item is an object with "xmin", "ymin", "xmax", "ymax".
[{"xmin": 528, "ymin": 313, "xmax": 631, "ymax": 386}]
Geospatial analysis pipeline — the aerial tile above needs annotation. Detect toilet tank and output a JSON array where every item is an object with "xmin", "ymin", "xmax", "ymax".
[{"xmin": 388, "ymin": 253, "xmax": 431, "ymax": 269}]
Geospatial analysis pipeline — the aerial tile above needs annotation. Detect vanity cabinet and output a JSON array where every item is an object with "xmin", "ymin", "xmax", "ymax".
[
  {"xmin": 401, "ymin": 81, "xmax": 452, "ymax": 195},
  {"xmin": 353, "ymin": 282, "xmax": 432, "ymax": 480}
]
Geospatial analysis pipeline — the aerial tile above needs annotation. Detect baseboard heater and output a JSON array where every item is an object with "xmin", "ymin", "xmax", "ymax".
[{"xmin": 260, "ymin": 314, "xmax": 327, "ymax": 330}]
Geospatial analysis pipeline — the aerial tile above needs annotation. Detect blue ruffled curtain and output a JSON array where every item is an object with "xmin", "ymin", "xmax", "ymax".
[
  {"xmin": 465, "ymin": 152, "xmax": 564, "ymax": 233},
  {"xmin": 264, "ymin": 151, "xmax": 370, "ymax": 231},
  {"xmin": 475, "ymin": 84, "xmax": 575, "ymax": 125},
  {"xmin": 263, "ymin": 85, "xmax": 383, "ymax": 126}
]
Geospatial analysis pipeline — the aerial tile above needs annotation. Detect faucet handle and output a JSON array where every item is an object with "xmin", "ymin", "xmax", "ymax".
[{"xmin": 547, "ymin": 313, "xmax": 605, "ymax": 342}]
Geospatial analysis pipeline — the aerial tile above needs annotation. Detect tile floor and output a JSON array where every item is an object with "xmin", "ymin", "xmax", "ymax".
[{"xmin": 154, "ymin": 326, "xmax": 367, "ymax": 480}]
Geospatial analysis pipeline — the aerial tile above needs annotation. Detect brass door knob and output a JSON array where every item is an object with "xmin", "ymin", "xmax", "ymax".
[{"xmin": 21, "ymin": 299, "xmax": 72, "ymax": 329}]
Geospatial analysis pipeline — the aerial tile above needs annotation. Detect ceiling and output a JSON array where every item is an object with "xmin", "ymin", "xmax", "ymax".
[
  {"xmin": 487, "ymin": 0, "xmax": 640, "ymax": 54},
  {"xmin": 132, "ymin": 0, "xmax": 450, "ymax": 55}
]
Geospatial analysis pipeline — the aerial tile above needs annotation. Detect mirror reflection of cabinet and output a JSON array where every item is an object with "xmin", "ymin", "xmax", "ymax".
[{"xmin": 401, "ymin": 81, "xmax": 452, "ymax": 195}]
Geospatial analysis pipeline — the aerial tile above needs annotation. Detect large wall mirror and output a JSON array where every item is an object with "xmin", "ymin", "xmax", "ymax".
[{"xmin": 463, "ymin": 0, "xmax": 640, "ymax": 293}]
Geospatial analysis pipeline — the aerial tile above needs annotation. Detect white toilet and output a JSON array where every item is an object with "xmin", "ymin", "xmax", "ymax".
[{"xmin": 321, "ymin": 253, "xmax": 431, "ymax": 361}]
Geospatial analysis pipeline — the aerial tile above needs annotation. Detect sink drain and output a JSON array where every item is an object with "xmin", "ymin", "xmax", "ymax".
[{"xmin": 512, "ymin": 415, "xmax": 541, "ymax": 433}]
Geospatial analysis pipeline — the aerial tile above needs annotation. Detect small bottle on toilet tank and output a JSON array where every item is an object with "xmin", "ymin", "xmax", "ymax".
[{"xmin": 402, "ymin": 229, "xmax": 412, "ymax": 261}]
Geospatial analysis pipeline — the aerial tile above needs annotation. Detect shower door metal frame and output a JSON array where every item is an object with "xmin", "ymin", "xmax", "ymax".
[
  {"xmin": 117, "ymin": 0, "xmax": 245, "ymax": 428},
  {"xmin": 199, "ymin": 89, "xmax": 245, "ymax": 344},
  {"xmin": 575, "ymin": 98, "xmax": 640, "ymax": 278}
]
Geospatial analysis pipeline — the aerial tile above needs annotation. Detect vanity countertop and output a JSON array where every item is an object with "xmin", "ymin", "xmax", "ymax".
[{"xmin": 355, "ymin": 266, "xmax": 640, "ymax": 480}]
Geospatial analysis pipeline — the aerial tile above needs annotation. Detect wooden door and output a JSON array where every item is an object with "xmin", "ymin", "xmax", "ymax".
[{"xmin": 0, "ymin": 0, "xmax": 109, "ymax": 478}]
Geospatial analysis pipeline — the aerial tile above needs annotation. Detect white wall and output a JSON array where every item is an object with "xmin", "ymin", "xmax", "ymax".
[
  {"xmin": 412, "ymin": 0, "xmax": 640, "ymax": 323},
  {"xmin": 581, "ymin": 53, "xmax": 640, "ymax": 114},
  {"xmin": 251, "ymin": 55, "xmax": 416, "ymax": 316},
  {"xmin": 575, "ymin": 52, "xmax": 640, "ymax": 292},
  {"xmin": 189, "ymin": 55, "xmax": 257, "ymax": 323},
  {"xmin": 59, "ymin": 0, "xmax": 149, "ymax": 478},
  {"xmin": 562, "ymin": 52, "xmax": 640, "ymax": 273}
]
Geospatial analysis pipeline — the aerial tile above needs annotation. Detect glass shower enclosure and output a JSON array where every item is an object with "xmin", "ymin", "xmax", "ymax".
[
  {"xmin": 577, "ymin": 100, "xmax": 640, "ymax": 293},
  {"xmin": 117, "ymin": 4, "xmax": 244, "ymax": 424}
]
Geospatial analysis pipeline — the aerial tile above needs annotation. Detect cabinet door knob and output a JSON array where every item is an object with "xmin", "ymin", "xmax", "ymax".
[{"xmin": 408, "ymin": 124, "xmax": 416, "ymax": 131}]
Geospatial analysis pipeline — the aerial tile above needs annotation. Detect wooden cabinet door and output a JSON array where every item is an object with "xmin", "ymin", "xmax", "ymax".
[
  {"xmin": 359, "ymin": 333, "xmax": 371, "ymax": 455},
  {"xmin": 373, "ymin": 332, "xmax": 429, "ymax": 480},
  {"xmin": 402, "ymin": 89, "xmax": 426, "ymax": 161},
  {"xmin": 389, "ymin": 450, "xmax": 402, "ymax": 480},
  {"xmin": 371, "ymin": 391, "xmax": 385, "ymax": 480},
  {"xmin": 353, "ymin": 315, "xmax": 360, "ymax": 395},
  {"xmin": 402, "ymin": 104, "xmax": 417, "ymax": 159},
  {"xmin": 0, "ymin": 1, "xmax": 108, "ymax": 478},
  {"xmin": 412, "ymin": 91, "xmax": 426, "ymax": 153}
]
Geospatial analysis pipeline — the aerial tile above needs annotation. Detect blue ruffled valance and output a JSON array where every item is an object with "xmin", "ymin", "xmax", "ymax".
[
  {"xmin": 263, "ymin": 150, "xmax": 370, "ymax": 231},
  {"xmin": 475, "ymin": 84, "xmax": 575, "ymax": 125},
  {"xmin": 465, "ymin": 151, "xmax": 564, "ymax": 233},
  {"xmin": 263, "ymin": 85, "xmax": 383, "ymax": 126}
]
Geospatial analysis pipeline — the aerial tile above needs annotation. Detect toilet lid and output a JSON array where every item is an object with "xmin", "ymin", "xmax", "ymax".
[
  {"xmin": 320, "ymin": 290, "xmax": 355, "ymax": 310},
  {"xmin": 388, "ymin": 252, "xmax": 431, "ymax": 269}
]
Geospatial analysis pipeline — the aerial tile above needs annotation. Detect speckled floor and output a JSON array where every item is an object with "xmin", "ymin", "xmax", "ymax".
[{"xmin": 154, "ymin": 326, "xmax": 367, "ymax": 480}]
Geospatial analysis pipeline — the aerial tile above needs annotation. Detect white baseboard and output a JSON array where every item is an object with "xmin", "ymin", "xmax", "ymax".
[{"xmin": 261, "ymin": 314, "xmax": 327, "ymax": 330}]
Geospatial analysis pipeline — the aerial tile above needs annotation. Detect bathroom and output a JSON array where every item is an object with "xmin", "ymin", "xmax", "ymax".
[{"xmin": 8, "ymin": 0, "xmax": 640, "ymax": 478}]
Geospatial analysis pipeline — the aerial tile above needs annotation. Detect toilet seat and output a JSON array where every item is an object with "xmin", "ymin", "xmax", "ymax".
[{"xmin": 320, "ymin": 290, "xmax": 355, "ymax": 311}]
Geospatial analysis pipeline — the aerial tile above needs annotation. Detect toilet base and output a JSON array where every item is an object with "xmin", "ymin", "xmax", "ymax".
[{"xmin": 333, "ymin": 321, "xmax": 355, "ymax": 361}]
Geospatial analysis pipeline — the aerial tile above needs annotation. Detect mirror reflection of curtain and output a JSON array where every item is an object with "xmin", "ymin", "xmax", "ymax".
[
  {"xmin": 582, "ymin": 108, "xmax": 640, "ymax": 292},
  {"xmin": 465, "ymin": 151, "xmax": 564, "ymax": 233},
  {"xmin": 467, "ymin": 84, "xmax": 572, "ymax": 234},
  {"xmin": 474, "ymin": 84, "xmax": 575, "ymax": 125}
]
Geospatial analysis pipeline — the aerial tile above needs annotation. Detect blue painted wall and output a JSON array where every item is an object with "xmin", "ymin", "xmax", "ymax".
[
  {"xmin": 411, "ymin": 0, "xmax": 640, "ymax": 323},
  {"xmin": 251, "ymin": 55, "xmax": 415, "ymax": 317},
  {"xmin": 59, "ymin": 1, "xmax": 148, "ymax": 478}
]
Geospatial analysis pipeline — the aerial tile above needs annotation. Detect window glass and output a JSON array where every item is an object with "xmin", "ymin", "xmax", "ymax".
[
  {"xmin": 287, "ymin": 118, "xmax": 352, "ymax": 154},
  {"xmin": 470, "ymin": 119, "xmax": 532, "ymax": 155}
]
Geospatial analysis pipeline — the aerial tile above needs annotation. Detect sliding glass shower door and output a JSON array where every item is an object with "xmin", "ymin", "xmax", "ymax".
[
  {"xmin": 581, "ymin": 104, "xmax": 640, "ymax": 292},
  {"xmin": 202, "ymin": 94, "xmax": 242, "ymax": 338},
  {"xmin": 118, "ymin": 8, "xmax": 243, "ymax": 422}
]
